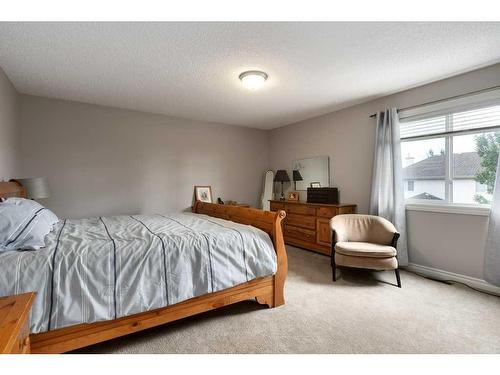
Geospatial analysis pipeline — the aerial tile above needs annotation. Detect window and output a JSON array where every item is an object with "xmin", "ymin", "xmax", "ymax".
[
  {"xmin": 400, "ymin": 103, "xmax": 500, "ymax": 205},
  {"xmin": 401, "ymin": 137, "xmax": 445, "ymax": 201}
]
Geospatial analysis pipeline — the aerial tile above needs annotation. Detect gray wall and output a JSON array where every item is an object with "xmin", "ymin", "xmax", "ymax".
[
  {"xmin": 269, "ymin": 62, "xmax": 500, "ymax": 280},
  {"xmin": 406, "ymin": 210, "xmax": 489, "ymax": 278},
  {"xmin": 17, "ymin": 95, "xmax": 269, "ymax": 219},
  {"xmin": 0, "ymin": 66, "xmax": 19, "ymax": 179}
]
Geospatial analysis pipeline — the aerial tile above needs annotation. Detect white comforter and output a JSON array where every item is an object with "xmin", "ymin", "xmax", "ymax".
[{"xmin": 0, "ymin": 213, "xmax": 277, "ymax": 333}]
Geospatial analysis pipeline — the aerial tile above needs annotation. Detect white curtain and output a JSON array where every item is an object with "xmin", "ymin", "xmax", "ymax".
[
  {"xmin": 484, "ymin": 156, "xmax": 500, "ymax": 286},
  {"xmin": 369, "ymin": 108, "xmax": 408, "ymax": 266}
]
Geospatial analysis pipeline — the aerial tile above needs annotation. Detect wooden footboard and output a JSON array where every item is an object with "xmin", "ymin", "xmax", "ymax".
[
  {"xmin": 29, "ymin": 202, "xmax": 287, "ymax": 354},
  {"xmin": 193, "ymin": 201, "xmax": 287, "ymax": 307}
]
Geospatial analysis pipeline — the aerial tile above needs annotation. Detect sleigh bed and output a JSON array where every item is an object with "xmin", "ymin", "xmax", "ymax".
[{"xmin": 0, "ymin": 180, "xmax": 287, "ymax": 353}]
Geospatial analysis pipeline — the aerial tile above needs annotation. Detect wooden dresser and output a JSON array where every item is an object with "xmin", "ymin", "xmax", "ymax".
[{"xmin": 269, "ymin": 200, "xmax": 357, "ymax": 255}]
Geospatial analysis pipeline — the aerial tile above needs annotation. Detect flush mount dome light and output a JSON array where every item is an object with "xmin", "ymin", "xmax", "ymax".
[{"xmin": 239, "ymin": 70, "xmax": 268, "ymax": 90}]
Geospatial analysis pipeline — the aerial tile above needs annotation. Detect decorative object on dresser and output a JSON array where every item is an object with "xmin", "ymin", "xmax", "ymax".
[
  {"xmin": 194, "ymin": 185, "xmax": 213, "ymax": 203},
  {"xmin": 292, "ymin": 170, "xmax": 303, "ymax": 190},
  {"xmin": 286, "ymin": 170, "xmax": 302, "ymax": 202},
  {"xmin": 13, "ymin": 177, "xmax": 50, "ymax": 200},
  {"xmin": 330, "ymin": 214, "xmax": 401, "ymax": 287},
  {"xmin": 274, "ymin": 170, "xmax": 290, "ymax": 201},
  {"xmin": 310, "ymin": 182, "xmax": 321, "ymax": 188},
  {"xmin": 270, "ymin": 200, "xmax": 356, "ymax": 255},
  {"xmin": 307, "ymin": 187, "xmax": 339, "ymax": 204},
  {"xmin": 292, "ymin": 156, "xmax": 329, "ymax": 190},
  {"xmin": 0, "ymin": 293, "xmax": 35, "ymax": 354}
]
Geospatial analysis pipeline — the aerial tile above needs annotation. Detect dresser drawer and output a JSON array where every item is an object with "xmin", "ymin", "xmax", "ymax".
[
  {"xmin": 316, "ymin": 218, "xmax": 332, "ymax": 246},
  {"xmin": 287, "ymin": 204, "xmax": 316, "ymax": 216},
  {"xmin": 270, "ymin": 202, "xmax": 285, "ymax": 212},
  {"xmin": 286, "ymin": 213, "xmax": 316, "ymax": 229},
  {"xmin": 316, "ymin": 206, "xmax": 336, "ymax": 218},
  {"xmin": 284, "ymin": 225, "xmax": 316, "ymax": 243}
]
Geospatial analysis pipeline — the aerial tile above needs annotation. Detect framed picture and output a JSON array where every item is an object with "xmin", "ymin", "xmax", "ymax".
[
  {"xmin": 310, "ymin": 182, "xmax": 321, "ymax": 188},
  {"xmin": 287, "ymin": 192, "xmax": 299, "ymax": 201},
  {"xmin": 194, "ymin": 186, "xmax": 213, "ymax": 203}
]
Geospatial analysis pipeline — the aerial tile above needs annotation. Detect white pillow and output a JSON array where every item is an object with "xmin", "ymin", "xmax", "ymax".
[{"xmin": 0, "ymin": 197, "xmax": 59, "ymax": 251}]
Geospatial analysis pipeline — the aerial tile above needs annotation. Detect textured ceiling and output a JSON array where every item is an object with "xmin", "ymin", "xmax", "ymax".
[{"xmin": 1, "ymin": 22, "xmax": 500, "ymax": 129}]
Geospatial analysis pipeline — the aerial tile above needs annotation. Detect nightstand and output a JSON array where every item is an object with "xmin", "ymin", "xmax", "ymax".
[{"xmin": 0, "ymin": 292, "xmax": 35, "ymax": 354}]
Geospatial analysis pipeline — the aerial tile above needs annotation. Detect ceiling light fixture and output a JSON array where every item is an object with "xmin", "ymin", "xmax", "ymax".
[{"xmin": 239, "ymin": 70, "xmax": 268, "ymax": 91}]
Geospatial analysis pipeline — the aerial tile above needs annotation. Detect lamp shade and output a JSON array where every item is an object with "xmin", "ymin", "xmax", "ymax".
[
  {"xmin": 292, "ymin": 170, "xmax": 303, "ymax": 182},
  {"xmin": 274, "ymin": 170, "xmax": 290, "ymax": 183},
  {"xmin": 17, "ymin": 177, "xmax": 50, "ymax": 199}
]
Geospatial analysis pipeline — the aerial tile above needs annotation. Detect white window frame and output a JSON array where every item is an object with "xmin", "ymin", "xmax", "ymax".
[
  {"xmin": 400, "ymin": 95, "xmax": 500, "ymax": 215},
  {"xmin": 402, "ymin": 121, "xmax": 497, "ymax": 207},
  {"xmin": 405, "ymin": 202, "xmax": 491, "ymax": 216}
]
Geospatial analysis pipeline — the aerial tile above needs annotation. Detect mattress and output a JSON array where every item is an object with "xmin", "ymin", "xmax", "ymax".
[{"xmin": 0, "ymin": 213, "xmax": 277, "ymax": 334}]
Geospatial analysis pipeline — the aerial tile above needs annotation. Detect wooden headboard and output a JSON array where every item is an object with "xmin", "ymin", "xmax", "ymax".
[{"xmin": 0, "ymin": 180, "xmax": 26, "ymax": 199}]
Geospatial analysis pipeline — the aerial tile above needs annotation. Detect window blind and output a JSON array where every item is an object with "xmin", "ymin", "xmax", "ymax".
[
  {"xmin": 399, "ymin": 103, "xmax": 500, "ymax": 140},
  {"xmin": 452, "ymin": 105, "xmax": 500, "ymax": 132},
  {"xmin": 399, "ymin": 116, "xmax": 446, "ymax": 139}
]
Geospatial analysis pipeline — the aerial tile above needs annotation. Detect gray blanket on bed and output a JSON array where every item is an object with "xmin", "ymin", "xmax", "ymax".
[{"xmin": 0, "ymin": 213, "xmax": 277, "ymax": 334}]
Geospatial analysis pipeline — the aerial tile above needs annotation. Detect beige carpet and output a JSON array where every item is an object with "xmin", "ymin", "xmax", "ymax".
[{"xmin": 75, "ymin": 246, "xmax": 500, "ymax": 354}]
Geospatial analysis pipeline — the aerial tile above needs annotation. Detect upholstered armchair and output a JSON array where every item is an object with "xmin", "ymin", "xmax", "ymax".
[{"xmin": 330, "ymin": 214, "xmax": 401, "ymax": 287}]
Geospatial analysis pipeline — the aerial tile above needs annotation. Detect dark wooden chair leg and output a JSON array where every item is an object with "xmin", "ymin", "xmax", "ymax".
[
  {"xmin": 395, "ymin": 268, "xmax": 401, "ymax": 288},
  {"xmin": 332, "ymin": 257, "xmax": 336, "ymax": 282},
  {"xmin": 331, "ymin": 236, "xmax": 337, "ymax": 282}
]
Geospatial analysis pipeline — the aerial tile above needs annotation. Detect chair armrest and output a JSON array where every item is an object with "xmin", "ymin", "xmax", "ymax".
[
  {"xmin": 331, "ymin": 229, "xmax": 337, "ymax": 248},
  {"xmin": 330, "ymin": 221, "xmax": 347, "ymax": 243},
  {"xmin": 391, "ymin": 232, "xmax": 400, "ymax": 249}
]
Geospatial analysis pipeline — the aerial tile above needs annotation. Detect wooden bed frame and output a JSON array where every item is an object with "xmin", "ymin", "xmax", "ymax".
[{"xmin": 0, "ymin": 181, "xmax": 287, "ymax": 354}]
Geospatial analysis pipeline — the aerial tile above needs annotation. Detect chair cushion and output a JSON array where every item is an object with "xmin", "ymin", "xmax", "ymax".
[
  {"xmin": 335, "ymin": 241, "xmax": 397, "ymax": 258},
  {"xmin": 335, "ymin": 253, "xmax": 398, "ymax": 270}
]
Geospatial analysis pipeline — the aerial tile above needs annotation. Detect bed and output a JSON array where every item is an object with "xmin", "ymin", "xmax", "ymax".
[{"xmin": 0, "ymin": 180, "xmax": 287, "ymax": 353}]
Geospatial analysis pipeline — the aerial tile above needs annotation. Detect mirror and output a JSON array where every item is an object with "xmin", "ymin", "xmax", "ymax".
[{"xmin": 292, "ymin": 156, "xmax": 330, "ymax": 191}]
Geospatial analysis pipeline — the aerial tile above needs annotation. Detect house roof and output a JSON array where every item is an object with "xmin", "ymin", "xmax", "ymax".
[
  {"xmin": 403, "ymin": 152, "xmax": 481, "ymax": 180},
  {"xmin": 408, "ymin": 192, "xmax": 443, "ymax": 200}
]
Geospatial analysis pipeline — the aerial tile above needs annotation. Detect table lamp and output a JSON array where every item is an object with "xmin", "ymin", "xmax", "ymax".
[
  {"xmin": 17, "ymin": 177, "xmax": 50, "ymax": 200},
  {"xmin": 292, "ymin": 170, "xmax": 303, "ymax": 190},
  {"xmin": 274, "ymin": 170, "xmax": 290, "ymax": 201}
]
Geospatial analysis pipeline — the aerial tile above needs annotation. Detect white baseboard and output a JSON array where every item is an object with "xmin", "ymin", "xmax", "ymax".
[{"xmin": 406, "ymin": 263, "xmax": 500, "ymax": 296}]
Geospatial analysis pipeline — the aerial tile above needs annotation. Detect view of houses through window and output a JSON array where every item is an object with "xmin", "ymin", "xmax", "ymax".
[{"xmin": 400, "ymin": 104, "xmax": 500, "ymax": 205}]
